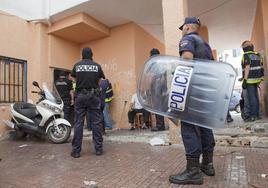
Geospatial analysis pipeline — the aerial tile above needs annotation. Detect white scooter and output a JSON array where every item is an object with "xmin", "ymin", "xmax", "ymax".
[{"xmin": 2, "ymin": 81, "xmax": 71, "ymax": 144}]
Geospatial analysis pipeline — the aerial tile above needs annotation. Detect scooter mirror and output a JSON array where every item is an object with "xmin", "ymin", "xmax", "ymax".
[{"xmin": 32, "ymin": 81, "xmax": 40, "ymax": 89}]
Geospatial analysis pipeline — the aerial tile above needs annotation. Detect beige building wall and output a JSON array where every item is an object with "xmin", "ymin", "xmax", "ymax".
[
  {"xmin": 134, "ymin": 24, "xmax": 165, "ymax": 76},
  {"xmin": 0, "ymin": 13, "xmax": 52, "ymax": 135},
  {"xmin": 49, "ymin": 35, "xmax": 80, "ymax": 70},
  {"xmin": 199, "ymin": 26, "xmax": 209, "ymax": 43}
]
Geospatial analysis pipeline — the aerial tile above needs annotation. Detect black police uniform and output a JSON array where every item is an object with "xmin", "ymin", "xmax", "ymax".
[
  {"xmin": 150, "ymin": 48, "xmax": 166, "ymax": 131},
  {"xmin": 169, "ymin": 18, "xmax": 215, "ymax": 186},
  {"xmin": 178, "ymin": 32, "xmax": 215, "ymax": 159},
  {"xmin": 55, "ymin": 75, "xmax": 73, "ymax": 121},
  {"xmin": 71, "ymin": 48, "xmax": 105, "ymax": 156}
]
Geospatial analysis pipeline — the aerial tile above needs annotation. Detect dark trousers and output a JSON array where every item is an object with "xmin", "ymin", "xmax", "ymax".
[
  {"xmin": 72, "ymin": 92, "xmax": 103, "ymax": 153},
  {"xmin": 62, "ymin": 98, "xmax": 71, "ymax": 121},
  {"xmin": 227, "ymin": 111, "xmax": 232, "ymax": 119},
  {"xmin": 86, "ymin": 98, "xmax": 105, "ymax": 131},
  {"xmin": 246, "ymin": 84, "xmax": 260, "ymax": 118},
  {"xmin": 128, "ymin": 109, "xmax": 149, "ymax": 125},
  {"xmin": 181, "ymin": 121, "xmax": 215, "ymax": 158},
  {"xmin": 86, "ymin": 111, "xmax": 93, "ymax": 130},
  {"xmin": 155, "ymin": 114, "xmax": 165, "ymax": 129}
]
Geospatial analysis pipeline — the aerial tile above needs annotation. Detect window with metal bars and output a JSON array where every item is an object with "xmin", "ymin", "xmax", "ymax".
[{"xmin": 0, "ymin": 56, "xmax": 27, "ymax": 103}]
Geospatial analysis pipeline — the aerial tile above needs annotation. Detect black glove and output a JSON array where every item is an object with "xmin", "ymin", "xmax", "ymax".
[{"xmin": 242, "ymin": 79, "xmax": 247, "ymax": 89}]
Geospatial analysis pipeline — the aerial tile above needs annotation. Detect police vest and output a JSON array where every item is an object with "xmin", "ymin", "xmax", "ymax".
[
  {"xmin": 105, "ymin": 82, "xmax": 113, "ymax": 103},
  {"xmin": 55, "ymin": 78, "xmax": 71, "ymax": 99},
  {"xmin": 72, "ymin": 82, "xmax": 76, "ymax": 91},
  {"xmin": 242, "ymin": 51, "xmax": 264, "ymax": 84}
]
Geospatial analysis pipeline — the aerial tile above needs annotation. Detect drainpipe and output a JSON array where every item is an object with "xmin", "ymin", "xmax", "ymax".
[
  {"xmin": 45, "ymin": 0, "xmax": 52, "ymax": 27},
  {"xmin": 27, "ymin": 0, "xmax": 51, "ymax": 26}
]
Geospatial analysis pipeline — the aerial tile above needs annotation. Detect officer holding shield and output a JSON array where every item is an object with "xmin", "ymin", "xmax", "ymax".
[{"xmin": 169, "ymin": 17, "xmax": 215, "ymax": 185}]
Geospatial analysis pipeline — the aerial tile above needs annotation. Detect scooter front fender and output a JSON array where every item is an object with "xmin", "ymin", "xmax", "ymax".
[{"xmin": 46, "ymin": 118, "xmax": 71, "ymax": 133}]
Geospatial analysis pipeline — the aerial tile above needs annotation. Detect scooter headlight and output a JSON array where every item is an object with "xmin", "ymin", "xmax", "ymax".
[
  {"xmin": 43, "ymin": 103, "xmax": 61, "ymax": 113},
  {"xmin": 52, "ymin": 107, "xmax": 61, "ymax": 113}
]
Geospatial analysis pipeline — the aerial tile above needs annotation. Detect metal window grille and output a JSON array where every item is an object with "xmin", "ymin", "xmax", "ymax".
[{"xmin": 0, "ymin": 56, "xmax": 27, "ymax": 103}]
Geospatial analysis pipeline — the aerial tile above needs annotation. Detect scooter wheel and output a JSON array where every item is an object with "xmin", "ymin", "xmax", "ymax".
[{"xmin": 47, "ymin": 124, "xmax": 71, "ymax": 144}]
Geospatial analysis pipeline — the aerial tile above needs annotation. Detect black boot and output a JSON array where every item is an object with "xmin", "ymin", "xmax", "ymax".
[
  {"xmin": 201, "ymin": 152, "xmax": 215, "ymax": 176},
  {"xmin": 169, "ymin": 157, "xmax": 203, "ymax": 185}
]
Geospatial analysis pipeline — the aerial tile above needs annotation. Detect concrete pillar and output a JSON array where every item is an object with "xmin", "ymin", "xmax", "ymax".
[
  {"xmin": 260, "ymin": 0, "xmax": 268, "ymax": 116},
  {"xmin": 198, "ymin": 26, "xmax": 218, "ymax": 60},
  {"xmin": 198, "ymin": 25, "xmax": 209, "ymax": 43},
  {"xmin": 162, "ymin": 0, "xmax": 188, "ymax": 143},
  {"xmin": 251, "ymin": 0, "xmax": 268, "ymax": 116}
]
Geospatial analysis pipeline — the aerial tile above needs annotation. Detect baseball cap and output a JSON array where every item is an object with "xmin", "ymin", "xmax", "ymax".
[{"xmin": 179, "ymin": 17, "xmax": 201, "ymax": 30}]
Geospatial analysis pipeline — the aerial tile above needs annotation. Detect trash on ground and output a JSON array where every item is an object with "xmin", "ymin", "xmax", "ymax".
[
  {"xmin": 42, "ymin": 155, "xmax": 55, "ymax": 160},
  {"xmin": 150, "ymin": 169, "xmax": 156, "ymax": 172},
  {"xmin": 235, "ymin": 156, "xmax": 245, "ymax": 159},
  {"xmin": 84, "ymin": 180, "xmax": 97, "ymax": 187},
  {"xmin": 261, "ymin": 174, "xmax": 267, "ymax": 178},
  {"xmin": 18, "ymin": 144, "xmax": 28, "ymax": 148},
  {"xmin": 149, "ymin": 137, "xmax": 166, "ymax": 146}
]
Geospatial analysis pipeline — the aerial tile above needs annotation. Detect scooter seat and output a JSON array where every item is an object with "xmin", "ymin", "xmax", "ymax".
[{"xmin": 13, "ymin": 102, "xmax": 39, "ymax": 119}]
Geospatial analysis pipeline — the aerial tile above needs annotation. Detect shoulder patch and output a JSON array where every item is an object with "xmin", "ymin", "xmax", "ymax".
[{"xmin": 180, "ymin": 40, "xmax": 189, "ymax": 48}]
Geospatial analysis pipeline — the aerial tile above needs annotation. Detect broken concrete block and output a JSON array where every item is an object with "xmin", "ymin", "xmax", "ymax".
[
  {"xmin": 251, "ymin": 137, "xmax": 268, "ymax": 148},
  {"xmin": 252, "ymin": 125, "xmax": 265, "ymax": 133},
  {"xmin": 232, "ymin": 138, "xmax": 251, "ymax": 147},
  {"xmin": 215, "ymin": 136, "xmax": 251, "ymax": 147}
]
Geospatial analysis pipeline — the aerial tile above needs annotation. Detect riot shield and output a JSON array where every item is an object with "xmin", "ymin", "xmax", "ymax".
[{"xmin": 137, "ymin": 55, "xmax": 237, "ymax": 129}]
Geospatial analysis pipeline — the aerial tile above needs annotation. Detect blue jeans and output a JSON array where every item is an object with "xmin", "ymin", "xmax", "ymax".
[
  {"xmin": 246, "ymin": 84, "xmax": 260, "ymax": 118},
  {"xmin": 103, "ymin": 102, "xmax": 113, "ymax": 129},
  {"xmin": 242, "ymin": 89, "xmax": 251, "ymax": 119}
]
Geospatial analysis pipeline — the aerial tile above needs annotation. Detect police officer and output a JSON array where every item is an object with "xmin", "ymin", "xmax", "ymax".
[
  {"xmin": 150, "ymin": 48, "xmax": 166, "ymax": 131},
  {"xmin": 55, "ymin": 71, "xmax": 73, "ymax": 121},
  {"xmin": 241, "ymin": 40, "xmax": 264, "ymax": 122},
  {"xmin": 169, "ymin": 17, "xmax": 215, "ymax": 185},
  {"xmin": 70, "ymin": 47, "xmax": 105, "ymax": 158},
  {"xmin": 100, "ymin": 78, "xmax": 113, "ymax": 130}
]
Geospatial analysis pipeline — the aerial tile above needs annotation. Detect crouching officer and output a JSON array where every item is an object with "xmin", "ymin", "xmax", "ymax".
[
  {"xmin": 55, "ymin": 71, "xmax": 73, "ymax": 121},
  {"xmin": 71, "ymin": 47, "xmax": 105, "ymax": 158},
  {"xmin": 169, "ymin": 17, "xmax": 215, "ymax": 185}
]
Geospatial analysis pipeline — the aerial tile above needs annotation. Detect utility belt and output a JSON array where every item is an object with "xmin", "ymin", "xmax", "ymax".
[
  {"xmin": 78, "ymin": 88, "xmax": 100, "ymax": 96},
  {"xmin": 61, "ymin": 96, "xmax": 71, "ymax": 101}
]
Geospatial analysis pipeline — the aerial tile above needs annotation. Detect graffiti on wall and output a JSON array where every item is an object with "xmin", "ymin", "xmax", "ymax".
[
  {"xmin": 98, "ymin": 58, "xmax": 139, "ymax": 127},
  {"xmin": 99, "ymin": 58, "xmax": 118, "ymax": 72}
]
